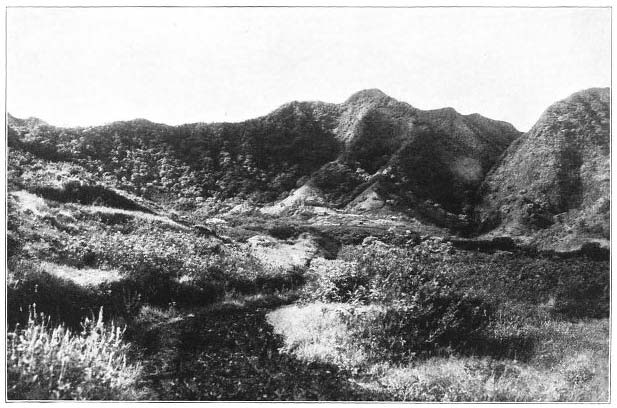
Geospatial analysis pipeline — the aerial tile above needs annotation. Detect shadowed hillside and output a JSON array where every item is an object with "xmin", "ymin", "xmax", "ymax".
[
  {"xmin": 8, "ymin": 89, "xmax": 520, "ymax": 219},
  {"xmin": 9, "ymin": 87, "xmax": 609, "ymax": 248}
]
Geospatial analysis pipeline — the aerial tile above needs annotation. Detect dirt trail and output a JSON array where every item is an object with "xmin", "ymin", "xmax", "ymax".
[{"xmin": 133, "ymin": 299, "xmax": 379, "ymax": 400}]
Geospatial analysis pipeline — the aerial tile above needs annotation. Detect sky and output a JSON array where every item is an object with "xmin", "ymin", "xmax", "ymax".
[{"xmin": 7, "ymin": 7, "xmax": 611, "ymax": 132}]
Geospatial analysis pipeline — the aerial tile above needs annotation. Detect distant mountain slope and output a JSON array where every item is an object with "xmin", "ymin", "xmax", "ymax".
[
  {"xmin": 310, "ymin": 89, "xmax": 521, "ymax": 217},
  {"xmin": 7, "ymin": 113, "xmax": 48, "ymax": 128},
  {"xmin": 8, "ymin": 104, "xmax": 343, "ymax": 204},
  {"xmin": 8, "ymin": 89, "xmax": 519, "ymax": 220},
  {"xmin": 476, "ymin": 88, "xmax": 610, "ymax": 250}
]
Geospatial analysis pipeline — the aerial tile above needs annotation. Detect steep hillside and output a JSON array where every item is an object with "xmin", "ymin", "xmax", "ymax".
[
  {"xmin": 8, "ymin": 89, "xmax": 519, "ymax": 222},
  {"xmin": 308, "ymin": 89, "xmax": 521, "ymax": 216},
  {"xmin": 476, "ymin": 88, "xmax": 610, "ymax": 250}
]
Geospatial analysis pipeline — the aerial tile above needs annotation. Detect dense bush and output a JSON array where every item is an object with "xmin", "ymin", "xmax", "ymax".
[
  {"xmin": 340, "ymin": 295, "xmax": 492, "ymax": 362},
  {"xmin": 52, "ymin": 225, "xmax": 241, "ymax": 303},
  {"xmin": 302, "ymin": 239, "xmax": 494, "ymax": 359},
  {"xmin": 442, "ymin": 250, "xmax": 609, "ymax": 319},
  {"xmin": 302, "ymin": 258, "xmax": 369, "ymax": 303},
  {"xmin": 7, "ymin": 307, "xmax": 144, "ymax": 400},
  {"xmin": 310, "ymin": 162, "xmax": 367, "ymax": 206},
  {"xmin": 49, "ymin": 220, "xmax": 302, "ymax": 306}
]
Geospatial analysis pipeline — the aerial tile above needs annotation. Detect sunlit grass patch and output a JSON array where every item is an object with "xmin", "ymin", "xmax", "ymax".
[
  {"xmin": 375, "ymin": 357, "xmax": 567, "ymax": 402},
  {"xmin": 11, "ymin": 190, "xmax": 49, "ymax": 216},
  {"xmin": 269, "ymin": 301, "xmax": 609, "ymax": 402},
  {"xmin": 268, "ymin": 302, "xmax": 373, "ymax": 369},
  {"xmin": 372, "ymin": 334, "xmax": 608, "ymax": 403},
  {"xmin": 39, "ymin": 261, "xmax": 122, "ymax": 287}
]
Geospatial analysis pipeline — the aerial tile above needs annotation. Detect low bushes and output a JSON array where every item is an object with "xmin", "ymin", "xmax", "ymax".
[
  {"xmin": 53, "ymin": 225, "xmax": 275, "ymax": 305},
  {"xmin": 7, "ymin": 307, "xmax": 144, "ymax": 400},
  {"xmin": 8, "ymin": 214, "xmax": 302, "ymax": 327},
  {"xmin": 302, "ymin": 258, "xmax": 369, "ymax": 303},
  {"xmin": 442, "ymin": 250, "xmax": 609, "ymax": 319},
  {"xmin": 301, "ymin": 239, "xmax": 494, "ymax": 360},
  {"xmin": 341, "ymin": 294, "xmax": 491, "ymax": 361}
]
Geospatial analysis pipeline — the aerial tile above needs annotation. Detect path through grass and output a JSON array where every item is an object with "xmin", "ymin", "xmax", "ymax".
[{"xmin": 129, "ymin": 296, "xmax": 381, "ymax": 401}]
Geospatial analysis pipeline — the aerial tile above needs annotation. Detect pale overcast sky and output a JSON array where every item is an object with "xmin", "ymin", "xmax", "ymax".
[{"xmin": 7, "ymin": 7, "xmax": 610, "ymax": 131}]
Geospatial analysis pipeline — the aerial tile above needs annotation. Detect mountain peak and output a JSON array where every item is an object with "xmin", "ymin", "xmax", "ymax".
[
  {"xmin": 7, "ymin": 113, "xmax": 48, "ymax": 128},
  {"xmin": 477, "ymin": 86, "xmax": 609, "ymax": 249},
  {"xmin": 345, "ymin": 88, "xmax": 391, "ymax": 104}
]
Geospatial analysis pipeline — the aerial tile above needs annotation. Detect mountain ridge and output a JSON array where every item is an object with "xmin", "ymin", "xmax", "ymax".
[
  {"xmin": 8, "ymin": 88, "xmax": 514, "ymax": 133},
  {"xmin": 9, "ymin": 87, "xmax": 608, "ymax": 249},
  {"xmin": 8, "ymin": 89, "xmax": 520, "ymax": 214}
]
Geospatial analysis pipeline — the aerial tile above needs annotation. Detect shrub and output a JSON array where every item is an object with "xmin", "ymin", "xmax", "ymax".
[
  {"xmin": 268, "ymin": 224, "xmax": 300, "ymax": 240},
  {"xmin": 552, "ymin": 267, "xmax": 609, "ymax": 318},
  {"xmin": 440, "ymin": 250, "xmax": 609, "ymax": 319},
  {"xmin": 302, "ymin": 239, "xmax": 494, "ymax": 359},
  {"xmin": 7, "ymin": 307, "xmax": 144, "ymax": 400},
  {"xmin": 51, "ymin": 221, "xmax": 300, "ymax": 307},
  {"xmin": 301, "ymin": 258, "xmax": 368, "ymax": 303},
  {"xmin": 340, "ymin": 294, "xmax": 492, "ymax": 361}
]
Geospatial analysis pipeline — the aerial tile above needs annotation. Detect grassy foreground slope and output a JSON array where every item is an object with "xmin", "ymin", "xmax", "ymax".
[{"xmin": 269, "ymin": 240, "xmax": 608, "ymax": 401}]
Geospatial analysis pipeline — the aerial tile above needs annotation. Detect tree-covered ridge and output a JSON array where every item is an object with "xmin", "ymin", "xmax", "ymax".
[
  {"xmin": 9, "ymin": 102, "xmax": 342, "ymax": 206},
  {"xmin": 8, "ymin": 89, "xmax": 520, "ymax": 214}
]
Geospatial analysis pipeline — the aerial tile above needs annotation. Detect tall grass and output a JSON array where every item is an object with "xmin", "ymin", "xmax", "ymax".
[
  {"xmin": 7, "ymin": 307, "xmax": 145, "ymax": 400},
  {"xmin": 268, "ymin": 303, "xmax": 609, "ymax": 402}
]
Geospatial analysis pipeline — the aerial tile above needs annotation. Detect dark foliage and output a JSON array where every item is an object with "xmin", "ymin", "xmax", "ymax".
[
  {"xmin": 33, "ymin": 181, "xmax": 151, "ymax": 212},
  {"xmin": 444, "ymin": 249, "xmax": 609, "ymax": 319},
  {"xmin": 132, "ymin": 303, "xmax": 377, "ymax": 400},
  {"xmin": 8, "ymin": 103, "xmax": 341, "ymax": 205},
  {"xmin": 345, "ymin": 109, "xmax": 405, "ymax": 174},
  {"xmin": 303, "ymin": 241, "xmax": 495, "ymax": 360}
]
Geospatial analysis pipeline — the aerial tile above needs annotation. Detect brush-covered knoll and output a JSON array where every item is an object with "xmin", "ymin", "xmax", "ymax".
[
  {"xmin": 8, "ymin": 89, "xmax": 519, "ymax": 215},
  {"xmin": 476, "ymin": 88, "xmax": 610, "ymax": 250}
]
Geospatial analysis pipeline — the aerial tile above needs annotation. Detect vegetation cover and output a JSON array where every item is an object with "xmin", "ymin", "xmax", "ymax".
[
  {"xmin": 5, "ymin": 88, "xmax": 609, "ymax": 401},
  {"xmin": 7, "ymin": 307, "xmax": 144, "ymax": 400}
]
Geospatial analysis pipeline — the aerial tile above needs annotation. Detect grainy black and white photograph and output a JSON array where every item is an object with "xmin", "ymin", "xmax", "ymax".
[{"xmin": 3, "ymin": 3, "xmax": 611, "ymax": 402}]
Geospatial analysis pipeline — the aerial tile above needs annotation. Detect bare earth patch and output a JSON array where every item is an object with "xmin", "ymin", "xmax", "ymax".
[{"xmin": 247, "ymin": 233, "xmax": 321, "ymax": 269}]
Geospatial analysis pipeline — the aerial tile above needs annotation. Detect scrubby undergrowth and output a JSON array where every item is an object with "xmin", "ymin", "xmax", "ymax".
[
  {"xmin": 269, "ymin": 238, "xmax": 608, "ymax": 402},
  {"xmin": 7, "ymin": 308, "xmax": 145, "ymax": 400}
]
